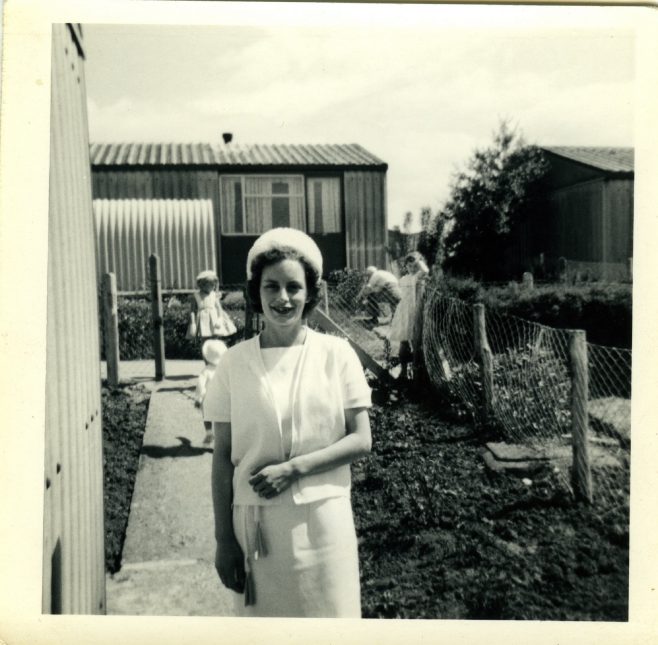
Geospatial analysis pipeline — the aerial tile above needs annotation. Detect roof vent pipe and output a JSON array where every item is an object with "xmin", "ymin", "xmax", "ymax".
[{"xmin": 222, "ymin": 132, "xmax": 233, "ymax": 144}]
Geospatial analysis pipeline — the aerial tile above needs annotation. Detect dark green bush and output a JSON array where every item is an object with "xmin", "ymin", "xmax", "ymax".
[{"xmin": 435, "ymin": 276, "xmax": 632, "ymax": 349}]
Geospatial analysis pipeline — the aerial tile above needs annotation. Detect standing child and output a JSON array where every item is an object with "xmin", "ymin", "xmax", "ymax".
[
  {"xmin": 195, "ymin": 339, "xmax": 227, "ymax": 445},
  {"xmin": 187, "ymin": 270, "xmax": 237, "ymax": 351}
]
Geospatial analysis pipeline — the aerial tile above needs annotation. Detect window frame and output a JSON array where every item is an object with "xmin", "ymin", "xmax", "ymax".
[{"xmin": 219, "ymin": 173, "xmax": 306, "ymax": 236}]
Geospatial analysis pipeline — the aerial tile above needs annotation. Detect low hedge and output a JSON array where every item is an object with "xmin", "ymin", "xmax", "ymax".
[
  {"xmin": 435, "ymin": 276, "xmax": 632, "ymax": 349},
  {"xmin": 100, "ymin": 291, "xmax": 246, "ymax": 360}
]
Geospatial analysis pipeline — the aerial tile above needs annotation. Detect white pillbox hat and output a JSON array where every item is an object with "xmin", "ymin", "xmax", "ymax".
[{"xmin": 246, "ymin": 228, "xmax": 323, "ymax": 279}]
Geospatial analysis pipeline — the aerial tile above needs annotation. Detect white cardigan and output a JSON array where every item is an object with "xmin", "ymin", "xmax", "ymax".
[{"xmin": 204, "ymin": 327, "xmax": 372, "ymax": 505}]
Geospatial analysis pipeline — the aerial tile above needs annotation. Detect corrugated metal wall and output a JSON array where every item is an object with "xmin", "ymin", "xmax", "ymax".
[
  {"xmin": 44, "ymin": 24, "xmax": 105, "ymax": 614},
  {"xmin": 548, "ymin": 179, "xmax": 604, "ymax": 261},
  {"xmin": 94, "ymin": 199, "xmax": 217, "ymax": 291},
  {"xmin": 546, "ymin": 177, "xmax": 633, "ymax": 264},
  {"xmin": 602, "ymin": 178, "xmax": 634, "ymax": 263},
  {"xmin": 344, "ymin": 171, "xmax": 388, "ymax": 269}
]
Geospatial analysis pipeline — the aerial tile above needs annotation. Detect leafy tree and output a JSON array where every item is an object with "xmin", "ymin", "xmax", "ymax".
[{"xmin": 438, "ymin": 121, "xmax": 549, "ymax": 281}]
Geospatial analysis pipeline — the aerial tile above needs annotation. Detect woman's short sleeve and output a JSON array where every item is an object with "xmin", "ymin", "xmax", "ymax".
[
  {"xmin": 203, "ymin": 354, "xmax": 231, "ymax": 422},
  {"xmin": 339, "ymin": 340, "xmax": 372, "ymax": 409}
]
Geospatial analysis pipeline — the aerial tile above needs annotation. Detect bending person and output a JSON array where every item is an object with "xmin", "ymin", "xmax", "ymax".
[
  {"xmin": 205, "ymin": 227, "xmax": 373, "ymax": 617},
  {"xmin": 356, "ymin": 265, "xmax": 402, "ymax": 326}
]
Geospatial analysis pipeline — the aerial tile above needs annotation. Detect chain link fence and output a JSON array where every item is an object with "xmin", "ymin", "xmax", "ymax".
[
  {"xmin": 422, "ymin": 284, "xmax": 630, "ymax": 511},
  {"xmin": 322, "ymin": 281, "xmax": 403, "ymax": 370}
]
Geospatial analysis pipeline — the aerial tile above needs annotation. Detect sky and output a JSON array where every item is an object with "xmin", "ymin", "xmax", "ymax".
[{"xmin": 83, "ymin": 10, "xmax": 634, "ymax": 231}]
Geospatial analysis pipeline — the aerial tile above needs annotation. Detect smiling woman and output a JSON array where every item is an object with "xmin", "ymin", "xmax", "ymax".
[{"xmin": 204, "ymin": 227, "xmax": 373, "ymax": 617}]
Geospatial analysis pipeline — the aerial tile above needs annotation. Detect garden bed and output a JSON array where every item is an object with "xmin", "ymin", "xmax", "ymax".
[
  {"xmin": 101, "ymin": 382, "xmax": 151, "ymax": 573},
  {"xmin": 352, "ymin": 394, "xmax": 629, "ymax": 620}
]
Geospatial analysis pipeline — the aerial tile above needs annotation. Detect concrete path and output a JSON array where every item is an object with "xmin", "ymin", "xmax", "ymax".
[{"xmin": 104, "ymin": 360, "xmax": 237, "ymax": 616}]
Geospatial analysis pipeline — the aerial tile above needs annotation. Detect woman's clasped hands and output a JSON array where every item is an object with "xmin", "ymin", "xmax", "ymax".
[{"xmin": 249, "ymin": 461, "xmax": 298, "ymax": 499}]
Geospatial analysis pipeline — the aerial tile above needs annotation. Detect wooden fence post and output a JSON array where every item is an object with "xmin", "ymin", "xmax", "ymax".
[
  {"xmin": 149, "ymin": 254, "xmax": 166, "ymax": 381},
  {"xmin": 102, "ymin": 272, "xmax": 120, "ymax": 387},
  {"xmin": 522, "ymin": 271, "xmax": 534, "ymax": 290},
  {"xmin": 473, "ymin": 303, "xmax": 494, "ymax": 425},
  {"xmin": 569, "ymin": 329, "xmax": 592, "ymax": 503}
]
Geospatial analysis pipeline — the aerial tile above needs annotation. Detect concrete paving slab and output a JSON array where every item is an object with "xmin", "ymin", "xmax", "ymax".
[
  {"xmin": 105, "ymin": 361, "xmax": 237, "ymax": 616},
  {"xmin": 106, "ymin": 560, "xmax": 236, "ymax": 616}
]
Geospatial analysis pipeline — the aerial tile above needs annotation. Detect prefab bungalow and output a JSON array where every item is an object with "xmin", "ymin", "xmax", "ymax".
[
  {"xmin": 536, "ymin": 146, "xmax": 634, "ymax": 280},
  {"xmin": 90, "ymin": 142, "xmax": 388, "ymax": 288}
]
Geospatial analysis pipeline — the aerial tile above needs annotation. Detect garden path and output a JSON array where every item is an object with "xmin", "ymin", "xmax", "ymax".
[{"xmin": 104, "ymin": 360, "xmax": 237, "ymax": 616}]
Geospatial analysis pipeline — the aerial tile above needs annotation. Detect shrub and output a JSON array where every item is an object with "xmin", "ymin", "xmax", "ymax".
[
  {"xmin": 220, "ymin": 289, "xmax": 247, "ymax": 310},
  {"xmin": 434, "ymin": 276, "xmax": 632, "ymax": 349}
]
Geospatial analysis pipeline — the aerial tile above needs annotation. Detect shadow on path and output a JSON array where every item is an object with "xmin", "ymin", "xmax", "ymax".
[
  {"xmin": 141, "ymin": 436, "xmax": 212, "ymax": 459},
  {"xmin": 162, "ymin": 374, "xmax": 198, "ymax": 381}
]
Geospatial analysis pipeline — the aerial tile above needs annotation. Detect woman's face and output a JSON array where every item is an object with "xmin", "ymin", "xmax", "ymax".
[
  {"xmin": 405, "ymin": 259, "xmax": 417, "ymax": 274},
  {"xmin": 259, "ymin": 258, "xmax": 309, "ymax": 329}
]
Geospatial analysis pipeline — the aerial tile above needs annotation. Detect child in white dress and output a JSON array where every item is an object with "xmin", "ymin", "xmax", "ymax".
[
  {"xmin": 187, "ymin": 270, "xmax": 237, "ymax": 346},
  {"xmin": 195, "ymin": 339, "xmax": 227, "ymax": 445}
]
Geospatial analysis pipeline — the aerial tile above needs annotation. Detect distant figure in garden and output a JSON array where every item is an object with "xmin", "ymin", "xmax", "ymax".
[
  {"xmin": 186, "ymin": 270, "xmax": 237, "ymax": 347},
  {"xmin": 205, "ymin": 227, "xmax": 372, "ymax": 617},
  {"xmin": 195, "ymin": 339, "xmax": 227, "ymax": 445},
  {"xmin": 356, "ymin": 265, "xmax": 402, "ymax": 326},
  {"xmin": 389, "ymin": 251, "xmax": 429, "ymax": 382}
]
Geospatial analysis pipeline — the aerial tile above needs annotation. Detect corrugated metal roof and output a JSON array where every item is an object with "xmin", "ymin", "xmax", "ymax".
[
  {"xmin": 90, "ymin": 142, "xmax": 386, "ymax": 168},
  {"xmin": 542, "ymin": 146, "xmax": 634, "ymax": 173}
]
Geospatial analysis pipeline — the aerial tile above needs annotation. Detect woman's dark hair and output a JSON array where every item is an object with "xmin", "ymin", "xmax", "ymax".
[{"xmin": 246, "ymin": 248, "xmax": 322, "ymax": 317}]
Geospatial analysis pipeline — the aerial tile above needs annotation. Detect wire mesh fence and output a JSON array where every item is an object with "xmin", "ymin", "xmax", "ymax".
[
  {"xmin": 422, "ymin": 284, "xmax": 631, "ymax": 511},
  {"xmin": 322, "ymin": 281, "xmax": 403, "ymax": 370}
]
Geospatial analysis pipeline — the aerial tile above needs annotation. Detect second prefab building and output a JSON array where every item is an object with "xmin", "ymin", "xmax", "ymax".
[{"xmin": 91, "ymin": 142, "xmax": 388, "ymax": 288}]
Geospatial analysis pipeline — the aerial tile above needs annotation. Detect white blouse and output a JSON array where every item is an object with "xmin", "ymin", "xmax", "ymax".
[{"xmin": 260, "ymin": 346, "xmax": 304, "ymax": 460}]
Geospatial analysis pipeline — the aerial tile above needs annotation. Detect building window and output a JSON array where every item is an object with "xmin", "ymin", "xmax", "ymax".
[
  {"xmin": 306, "ymin": 177, "xmax": 342, "ymax": 234},
  {"xmin": 220, "ymin": 175, "xmax": 305, "ymax": 234}
]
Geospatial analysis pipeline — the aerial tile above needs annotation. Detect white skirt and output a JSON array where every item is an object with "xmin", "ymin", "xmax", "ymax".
[{"xmin": 232, "ymin": 495, "xmax": 361, "ymax": 617}]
